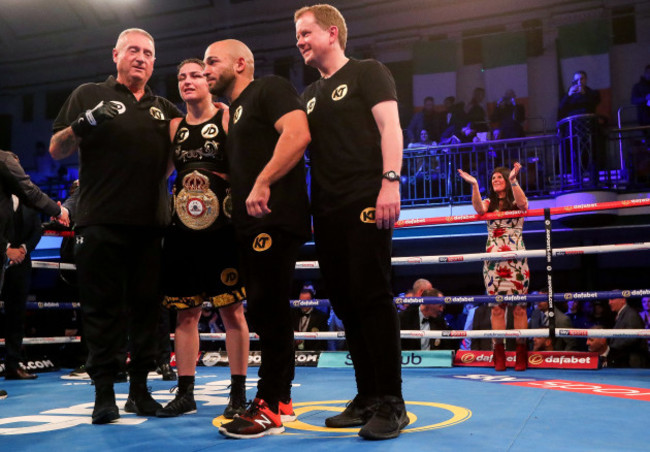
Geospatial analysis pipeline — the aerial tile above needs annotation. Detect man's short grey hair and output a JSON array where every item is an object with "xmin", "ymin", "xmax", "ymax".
[{"xmin": 115, "ymin": 28, "xmax": 155, "ymax": 53}]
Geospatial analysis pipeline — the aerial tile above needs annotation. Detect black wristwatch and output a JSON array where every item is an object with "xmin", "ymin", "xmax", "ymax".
[{"xmin": 382, "ymin": 170, "xmax": 400, "ymax": 182}]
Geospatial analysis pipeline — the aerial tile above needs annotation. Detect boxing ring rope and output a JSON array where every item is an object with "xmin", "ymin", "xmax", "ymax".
[
  {"xmin": 393, "ymin": 197, "xmax": 650, "ymax": 228},
  {"xmin": 6, "ymin": 328, "xmax": 650, "ymax": 346},
  {"xmin": 30, "ymin": 242, "xmax": 650, "ymax": 271},
  {"xmin": 9, "ymin": 197, "xmax": 650, "ymax": 346}
]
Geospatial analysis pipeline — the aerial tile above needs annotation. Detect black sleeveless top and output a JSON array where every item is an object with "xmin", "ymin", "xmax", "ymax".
[{"xmin": 171, "ymin": 110, "xmax": 231, "ymax": 231}]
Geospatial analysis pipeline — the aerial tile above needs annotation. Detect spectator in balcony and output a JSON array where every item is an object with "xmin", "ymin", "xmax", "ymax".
[
  {"xmin": 630, "ymin": 64, "xmax": 650, "ymax": 127},
  {"xmin": 608, "ymin": 296, "xmax": 649, "ymax": 368},
  {"xmin": 407, "ymin": 96, "xmax": 437, "ymax": 144},
  {"xmin": 438, "ymin": 97, "xmax": 467, "ymax": 145},
  {"xmin": 465, "ymin": 87, "xmax": 488, "ymax": 132},
  {"xmin": 491, "ymin": 89, "xmax": 525, "ymax": 140},
  {"xmin": 458, "ymin": 163, "xmax": 529, "ymax": 371},
  {"xmin": 558, "ymin": 70, "xmax": 600, "ymax": 120},
  {"xmin": 407, "ymin": 129, "xmax": 435, "ymax": 148}
]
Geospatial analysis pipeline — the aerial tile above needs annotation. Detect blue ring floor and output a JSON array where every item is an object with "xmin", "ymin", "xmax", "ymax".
[{"xmin": 1, "ymin": 366, "xmax": 649, "ymax": 451}]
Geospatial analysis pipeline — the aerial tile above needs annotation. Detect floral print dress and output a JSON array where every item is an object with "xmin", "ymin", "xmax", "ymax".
[{"xmin": 482, "ymin": 216, "xmax": 530, "ymax": 295}]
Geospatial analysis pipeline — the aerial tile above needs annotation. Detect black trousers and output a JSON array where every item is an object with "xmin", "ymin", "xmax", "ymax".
[
  {"xmin": 238, "ymin": 229, "xmax": 302, "ymax": 406},
  {"xmin": 75, "ymin": 225, "xmax": 163, "ymax": 384},
  {"xmin": 314, "ymin": 200, "xmax": 403, "ymax": 399},
  {"xmin": 1, "ymin": 257, "xmax": 32, "ymax": 371}
]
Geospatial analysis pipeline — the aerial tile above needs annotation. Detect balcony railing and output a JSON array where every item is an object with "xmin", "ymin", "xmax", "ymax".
[{"xmin": 399, "ymin": 114, "xmax": 650, "ymax": 207}]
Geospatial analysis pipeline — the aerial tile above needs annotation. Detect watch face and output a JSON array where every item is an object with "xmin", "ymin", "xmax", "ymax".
[{"xmin": 383, "ymin": 171, "xmax": 399, "ymax": 181}]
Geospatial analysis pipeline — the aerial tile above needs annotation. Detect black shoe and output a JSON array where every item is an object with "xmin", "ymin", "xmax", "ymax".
[
  {"xmin": 68, "ymin": 365, "xmax": 88, "ymax": 378},
  {"xmin": 4, "ymin": 368, "xmax": 38, "ymax": 380},
  {"xmin": 358, "ymin": 396, "xmax": 409, "ymax": 440},
  {"xmin": 156, "ymin": 386, "xmax": 197, "ymax": 417},
  {"xmin": 0, "ymin": 389, "xmax": 7, "ymax": 400},
  {"xmin": 157, "ymin": 363, "xmax": 177, "ymax": 381},
  {"xmin": 125, "ymin": 384, "xmax": 162, "ymax": 416},
  {"xmin": 223, "ymin": 384, "xmax": 247, "ymax": 419},
  {"xmin": 92, "ymin": 385, "xmax": 120, "ymax": 424},
  {"xmin": 325, "ymin": 395, "xmax": 378, "ymax": 428}
]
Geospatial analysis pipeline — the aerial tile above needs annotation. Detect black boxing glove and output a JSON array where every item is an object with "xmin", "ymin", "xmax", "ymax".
[{"xmin": 71, "ymin": 101, "xmax": 119, "ymax": 137}]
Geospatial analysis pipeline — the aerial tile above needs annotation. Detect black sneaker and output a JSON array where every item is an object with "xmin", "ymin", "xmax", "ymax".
[
  {"xmin": 156, "ymin": 387, "xmax": 197, "ymax": 417},
  {"xmin": 68, "ymin": 365, "xmax": 89, "ymax": 379},
  {"xmin": 124, "ymin": 385, "xmax": 162, "ymax": 416},
  {"xmin": 325, "ymin": 394, "xmax": 378, "ymax": 428},
  {"xmin": 358, "ymin": 396, "xmax": 409, "ymax": 440},
  {"xmin": 223, "ymin": 384, "xmax": 247, "ymax": 419},
  {"xmin": 157, "ymin": 363, "xmax": 177, "ymax": 381},
  {"xmin": 92, "ymin": 385, "xmax": 120, "ymax": 425}
]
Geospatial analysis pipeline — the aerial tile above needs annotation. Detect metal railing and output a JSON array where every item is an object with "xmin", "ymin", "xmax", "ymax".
[
  {"xmin": 398, "ymin": 113, "xmax": 650, "ymax": 207},
  {"xmin": 401, "ymin": 135, "xmax": 559, "ymax": 206}
]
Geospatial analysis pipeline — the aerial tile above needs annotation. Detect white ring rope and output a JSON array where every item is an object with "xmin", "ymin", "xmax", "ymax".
[
  {"xmin": 30, "ymin": 241, "xmax": 650, "ymax": 271},
  {"xmin": 18, "ymin": 198, "xmax": 648, "ymax": 347},
  {"xmin": 7, "ymin": 328, "xmax": 650, "ymax": 345}
]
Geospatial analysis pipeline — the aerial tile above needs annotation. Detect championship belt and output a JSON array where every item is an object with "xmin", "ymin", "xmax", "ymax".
[{"xmin": 174, "ymin": 170, "xmax": 219, "ymax": 230}]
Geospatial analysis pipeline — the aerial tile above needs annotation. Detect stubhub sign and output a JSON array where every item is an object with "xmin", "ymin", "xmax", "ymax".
[{"xmin": 318, "ymin": 351, "xmax": 453, "ymax": 368}]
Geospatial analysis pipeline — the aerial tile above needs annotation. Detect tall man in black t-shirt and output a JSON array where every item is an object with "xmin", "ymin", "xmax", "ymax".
[
  {"xmin": 49, "ymin": 28, "xmax": 181, "ymax": 425},
  {"xmin": 295, "ymin": 4, "xmax": 407, "ymax": 440},
  {"xmin": 203, "ymin": 39, "xmax": 311, "ymax": 439}
]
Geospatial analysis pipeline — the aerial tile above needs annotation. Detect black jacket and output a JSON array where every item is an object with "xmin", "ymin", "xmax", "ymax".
[{"xmin": 0, "ymin": 150, "xmax": 60, "ymax": 247}]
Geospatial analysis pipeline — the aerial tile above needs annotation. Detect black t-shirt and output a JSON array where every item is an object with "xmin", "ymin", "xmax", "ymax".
[
  {"xmin": 302, "ymin": 58, "xmax": 397, "ymax": 216},
  {"xmin": 53, "ymin": 76, "xmax": 182, "ymax": 227},
  {"xmin": 171, "ymin": 110, "xmax": 231, "ymax": 232},
  {"xmin": 226, "ymin": 76, "xmax": 310, "ymax": 239}
]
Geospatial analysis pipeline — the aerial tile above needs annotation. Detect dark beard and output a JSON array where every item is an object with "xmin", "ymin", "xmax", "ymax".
[{"xmin": 208, "ymin": 71, "xmax": 235, "ymax": 98}]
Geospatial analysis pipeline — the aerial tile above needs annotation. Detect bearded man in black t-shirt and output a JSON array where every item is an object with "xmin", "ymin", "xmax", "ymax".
[
  {"xmin": 203, "ymin": 39, "xmax": 311, "ymax": 439},
  {"xmin": 295, "ymin": 4, "xmax": 408, "ymax": 440},
  {"xmin": 49, "ymin": 28, "xmax": 181, "ymax": 425}
]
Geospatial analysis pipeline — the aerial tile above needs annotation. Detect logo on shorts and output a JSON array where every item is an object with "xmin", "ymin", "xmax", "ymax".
[
  {"xmin": 149, "ymin": 106, "xmax": 165, "ymax": 120},
  {"xmin": 221, "ymin": 268, "xmax": 239, "ymax": 286},
  {"xmin": 306, "ymin": 97, "xmax": 316, "ymax": 114},
  {"xmin": 176, "ymin": 127, "xmax": 189, "ymax": 143},
  {"xmin": 201, "ymin": 123, "xmax": 219, "ymax": 139},
  {"xmin": 253, "ymin": 233, "xmax": 272, "ymax": 252},
  {"xmin": 360, "ymin": 207, "xmax": 376, "ymax": 223},
  {"xmin": 233, "ymin": 106, "xmax": 243, "ymax": 124},
  {"xmin": 331, "ymin": 84, "xmax": 348, "ymax": 101}
]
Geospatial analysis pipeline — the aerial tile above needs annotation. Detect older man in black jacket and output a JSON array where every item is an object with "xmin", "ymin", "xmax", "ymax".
[
  {"xmin": 0, "ymin": 150, "xmax": 68, "ymax": 270},
  {"xmin": 608, "ymin": 296, "xmax": 649, "ymax": 368},
  {"xmin": 0, "ymin": 150, "xmax": 68, "ymax": 383}
]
